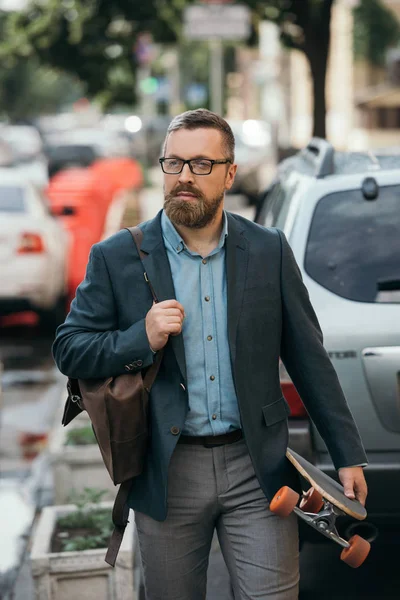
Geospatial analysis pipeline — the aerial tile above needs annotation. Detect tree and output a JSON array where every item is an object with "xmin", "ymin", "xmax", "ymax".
[
  {"xmin": 246, "ymin": 0, "xmax": 334, "ymax": 138},
  {"xmin": 0, "ymin": 1, "xmax": 183, "ymax": 109},
  {"xmin": 353, "ymin": 0, "xmax": 400, "ymax": 67}
]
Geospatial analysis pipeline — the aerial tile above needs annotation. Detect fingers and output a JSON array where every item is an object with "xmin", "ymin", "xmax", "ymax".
[
  {"xmin": 145, "ymin": 298, "xmax": 185, "ymax": 351},
  {"xmin": 156, "ymin": 299, "xmax": 185, "ymax": 315},
  {"xmin": 339, "ymin": 467, "xmax": 368, "ymax": 507},
  {"xmin": 355, "ymin": 479, "xmax": 368, "ymax": 507}
]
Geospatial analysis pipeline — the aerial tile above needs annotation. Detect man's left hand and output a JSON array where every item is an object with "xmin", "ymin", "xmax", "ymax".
[{"xmin": 338, "ymin": 466, "xmax": 368, "ymax": 506}]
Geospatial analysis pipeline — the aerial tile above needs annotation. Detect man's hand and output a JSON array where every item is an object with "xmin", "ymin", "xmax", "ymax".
[
  {"xmin": 145, "ymin": 300, "xmax": 185, "ymax": 352},
  {"xmin": 338, "ymin": 466, "xmax": 368, "ymax": 507}
]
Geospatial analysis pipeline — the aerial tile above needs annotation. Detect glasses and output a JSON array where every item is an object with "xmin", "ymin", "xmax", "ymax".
[{"xmin": 159, "ymin": 157, "xmax": 232, "ymax": 175}]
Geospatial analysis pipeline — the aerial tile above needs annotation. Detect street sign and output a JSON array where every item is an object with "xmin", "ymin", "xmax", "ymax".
[{"xmin": 183, "ymin": 4, "xmax": 251, "ymax": 41}]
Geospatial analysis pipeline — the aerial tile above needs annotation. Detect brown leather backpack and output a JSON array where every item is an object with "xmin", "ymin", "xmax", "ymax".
[{"xmin": 61, "ymin": 226, "xmax": 162, "ymax": 566}]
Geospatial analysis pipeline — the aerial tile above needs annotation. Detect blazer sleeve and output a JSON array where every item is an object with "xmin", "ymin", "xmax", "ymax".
[
  {"xmin": 277, "ymin": 229, "xmax": 368, "ymax": 470},
  {"xmin": 52, "ymin": 243, "xmax": 154, "ymax": 379}
]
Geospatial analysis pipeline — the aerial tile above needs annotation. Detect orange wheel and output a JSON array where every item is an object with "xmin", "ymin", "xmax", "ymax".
[
  {"xmin": 340, "ymin": 535, "xmax": 371, "ymax": 568},
  {"xmin": 299, "ymin": 487, "xmax": 324, "ymax": 513},
  {"xmin": 270, "ymin": 487, "xmax": 300, "ymax": 517}
]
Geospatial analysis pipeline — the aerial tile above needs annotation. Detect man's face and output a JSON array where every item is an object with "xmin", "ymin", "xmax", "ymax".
[{"xmin": 162, "ymin": 128, "xmax": 237, "ymax": 228}]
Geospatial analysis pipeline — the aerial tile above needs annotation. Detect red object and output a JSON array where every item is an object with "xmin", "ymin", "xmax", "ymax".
[
  {"xmin": 90, "ymin": 157, "xmax": 143, "ymax": 193},
  {"xmin": 18, "ymin": 432, "xmax": 48, "ymax": 460},
  {"xmin": 0, "ymin": 312, "xmax": 38, "ymax": 327},
  {"xmin": 279, "ymin": 360, "xmax": 307, "ymax": 418},
  {"xmin": 17, "ymin": 232, "xmax": 45, "ymax": 254},
  {"xmin": 46, "ymin": 168, "xmax": 113, "ymax": 301}
]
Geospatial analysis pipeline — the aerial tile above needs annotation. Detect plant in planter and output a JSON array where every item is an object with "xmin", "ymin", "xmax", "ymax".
[
  {"xmin": 49, "ymin": 423, "xmax": 116, "ymax": 504},
  {"xmin": 31, "ymin": 488, "xmax": 137, "ymax": 600},
  {"xmin": 64, "ymin": 425, "xmax": 96, "ymax": 446},
  {"xmin": 52, "ymin": 488, "xmax": 112, "ymax": 553}
]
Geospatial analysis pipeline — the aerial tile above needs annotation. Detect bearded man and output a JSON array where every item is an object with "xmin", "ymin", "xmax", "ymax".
[{"xmin": 53, "ymin": 109, "xmax": 367, "ymax": 600}]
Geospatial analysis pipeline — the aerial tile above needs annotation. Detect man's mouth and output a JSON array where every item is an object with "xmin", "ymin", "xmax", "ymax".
[{"xmin": 175, "ymin": 191, "xmax": 198, "ymax": 198}]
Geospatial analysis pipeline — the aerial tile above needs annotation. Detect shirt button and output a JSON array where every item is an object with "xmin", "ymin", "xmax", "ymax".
[
  {"xmin": 210, "ymin": 375, "xmax": 215, "ymax": 381},
  {"xmin": 207, "ymin": 335, "xmax": 213, "ymax": 341},
  {"xmin": 202, "ymin": 259, "xmax": 207, "ymax": 265},
  {"xmin": 204, "ymin": 296, "xmax": 210, "ymax": 302},
  {"xmin": 170, "ymin": 426, "xmax": 180, "ymax": 435},
  {"xmin": 212, "ymin": 414, "xmax": 217, "ymax": 420}
]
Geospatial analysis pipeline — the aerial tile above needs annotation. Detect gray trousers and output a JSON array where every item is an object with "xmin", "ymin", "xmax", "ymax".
[{"xmin": 135, "ymin": 438, "xmax": 299, "ymax": 600}]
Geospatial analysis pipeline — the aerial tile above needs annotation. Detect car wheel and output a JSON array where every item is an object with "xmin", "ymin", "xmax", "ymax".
[{"xmin": 38, "ymin": 295, "xmax": 67, "ymax": 334}]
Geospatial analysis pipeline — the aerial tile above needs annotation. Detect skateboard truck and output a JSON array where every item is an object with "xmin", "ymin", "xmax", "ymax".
[{"xmin": 270, "ymin": 486, "xmax": 371, "ymax": 568}]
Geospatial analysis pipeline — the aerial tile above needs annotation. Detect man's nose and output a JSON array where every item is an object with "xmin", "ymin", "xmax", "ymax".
[{"xmin": 178, "ymin": 162, "xmax": 194, "ymax": 184}]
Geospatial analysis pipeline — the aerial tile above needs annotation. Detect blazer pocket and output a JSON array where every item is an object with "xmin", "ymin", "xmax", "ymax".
[{"xmin": 262, "ymin": 397, "xmax": 291, "ymax": 426}]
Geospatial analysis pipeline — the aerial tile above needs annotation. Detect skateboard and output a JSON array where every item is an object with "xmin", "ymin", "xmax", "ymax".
[{"xmin": 270, "ymin": 448, "xmax": 371, "ymax": 568}]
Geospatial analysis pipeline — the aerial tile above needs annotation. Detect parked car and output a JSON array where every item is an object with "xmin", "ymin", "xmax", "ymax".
[
  {"xmin": 0, "ymin": 169, "xmax": 69, "ymax": 330},
  {"xmin": 0, "ymin": 125, "xmax": 48, "ymax": 188},
  {"xmin": 227, "ymin": 119, "xmax": 272, "ymax": 205},
  {"xmin": 255, "ymin": 138, "xmax": 400, "ymax": 530}
]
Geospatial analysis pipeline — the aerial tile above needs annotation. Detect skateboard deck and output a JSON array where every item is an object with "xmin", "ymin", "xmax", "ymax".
[
  {"xmin": 269, "ymin": 448, "xmax": 371, "ymax": 568},
  {"xmin": 286, "ymin": 448, "xmax": 367, "ymax": 520}
]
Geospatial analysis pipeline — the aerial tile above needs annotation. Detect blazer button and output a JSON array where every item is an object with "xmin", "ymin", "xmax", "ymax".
[
  {"xmin": 137, "ymin": 360, "xmax": 143, "ymax": 367},
  {"xmin": 170, "ymin": 426, "xmax": 180, "ymax": 435}
]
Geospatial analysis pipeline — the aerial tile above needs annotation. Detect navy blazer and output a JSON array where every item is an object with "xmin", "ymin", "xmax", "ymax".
[{"xmin": 53, "ymin": 210, "xmax": 367, "ymax": 520}]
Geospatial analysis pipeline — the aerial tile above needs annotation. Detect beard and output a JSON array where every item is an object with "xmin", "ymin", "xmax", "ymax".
[{"xmin": 164, "ymin": 184, "xmax": 224, "ymax": 229}]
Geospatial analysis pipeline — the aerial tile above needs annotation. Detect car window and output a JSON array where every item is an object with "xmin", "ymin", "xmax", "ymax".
[
  {"xmin": 305, "ymin": 185, "xmax": 400, "ymax": 303},
  {"xmin": 0, "ymin": 185, "xmax": 25, "ymax": 212}
]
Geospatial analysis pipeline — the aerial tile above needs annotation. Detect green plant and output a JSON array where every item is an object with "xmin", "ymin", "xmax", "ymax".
[
  {"xmin": 65, "ymin": 425, "xmax": 96, "ymax": 446},
  {"xmin": 55, "ymin": 488, "xmax": 113, "ymax": 552}
]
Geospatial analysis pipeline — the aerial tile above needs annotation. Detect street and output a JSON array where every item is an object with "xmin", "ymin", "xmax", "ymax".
[{"xmin": 1, "ymin": 189, "xmax": 399, "ymax": 599}]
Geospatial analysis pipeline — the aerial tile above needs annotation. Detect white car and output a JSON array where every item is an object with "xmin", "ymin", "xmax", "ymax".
[{"xmin": 0, "ymin": 169, "xmax": 69, "ymax": 330}]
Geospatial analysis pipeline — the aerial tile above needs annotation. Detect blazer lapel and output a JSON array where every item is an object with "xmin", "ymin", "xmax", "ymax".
[
  {"xmin": 226, "ymin": 213, "xmax": 249, "ymax": 368},
  {"xmin": 139, "ymin": 211, "xmax": 187, "ymax": 382}
]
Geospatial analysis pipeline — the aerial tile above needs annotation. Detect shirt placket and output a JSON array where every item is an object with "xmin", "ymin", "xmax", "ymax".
[{"xmin": 200, "ymin": 256, "xmax": 223, "ymax": 434}]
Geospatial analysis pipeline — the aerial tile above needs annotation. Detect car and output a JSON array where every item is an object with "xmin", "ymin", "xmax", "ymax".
[
  {"xmin": 255, "ymin": 138, "xmax": 400, "ymax": 531},
  {"xmin": 0, "ymin": 169, "xmax": 69, "ymax": 331},
  {"xmin": 0, "ymin": 125, "xmax": 48, "ymax": 188},
  {"xmin": 227, "ymin": 119, "xmax": 272, "ymax": 205}
]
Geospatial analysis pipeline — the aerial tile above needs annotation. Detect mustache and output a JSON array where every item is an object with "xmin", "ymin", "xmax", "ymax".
[{"xmin": 171, "ymin": 185, "xmax": 202, "ymax": 198}]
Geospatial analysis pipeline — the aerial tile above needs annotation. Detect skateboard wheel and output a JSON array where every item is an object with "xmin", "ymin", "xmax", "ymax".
[
  {"xmin": 299, "ymin": 487, "xmax": 324, "ymax": 514},
  {"xmin": 270, "ymin": 486, "xmax": 300, "ymax": 517},
  {"xmin": 340, "ymin": 534, "xmax": 371, "ymax": 568}
]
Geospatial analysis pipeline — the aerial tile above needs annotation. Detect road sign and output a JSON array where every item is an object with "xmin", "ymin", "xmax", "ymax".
[{"xmin": 183, "ymin": 4, "xmax": 251, "ymax": 41}]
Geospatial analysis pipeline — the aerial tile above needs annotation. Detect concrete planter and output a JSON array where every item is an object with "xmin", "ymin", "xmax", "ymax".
[
  {"xmin": 31, "ymin": 502, "xmax": 136, "ymax": 600},
  {"xmin": 49, "ymin": 422, "xmax": 116, "ymax": 504}
]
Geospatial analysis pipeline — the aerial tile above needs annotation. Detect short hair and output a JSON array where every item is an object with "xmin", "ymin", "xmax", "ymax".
[{"xmin": 163, "ymin": 108, "xmax": 235, "ymax": 162}]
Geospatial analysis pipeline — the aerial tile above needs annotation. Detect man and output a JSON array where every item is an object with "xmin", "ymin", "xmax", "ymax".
[{"xmin": 53, "ymin": 109, "xmax": 368, "ymax": 599}]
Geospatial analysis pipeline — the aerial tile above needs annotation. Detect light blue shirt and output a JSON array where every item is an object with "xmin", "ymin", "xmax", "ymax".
[{"xmin": 161, "ymin": 210, "xmax": 241, "ymax": 436}]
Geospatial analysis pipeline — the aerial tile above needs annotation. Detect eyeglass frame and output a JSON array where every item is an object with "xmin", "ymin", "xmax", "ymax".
[{"xmin": 159, "ymin": 157, "xmax": 232, "ymax": 175}]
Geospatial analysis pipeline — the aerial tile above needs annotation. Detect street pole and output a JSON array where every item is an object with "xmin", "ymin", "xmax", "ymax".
[{"xmin": 209, "ymin": 39, "xmax": 223, "ymax": 115}]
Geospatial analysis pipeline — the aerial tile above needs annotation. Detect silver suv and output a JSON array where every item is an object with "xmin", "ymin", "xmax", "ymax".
[{"xmin": 255, "ymin": 139, "xmax": 400, "ymax": 527}]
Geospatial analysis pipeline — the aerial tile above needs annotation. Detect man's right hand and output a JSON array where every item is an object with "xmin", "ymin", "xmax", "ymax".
[{"xmin": 145, "ymin": 300, "xmax": 185, "ymax": 352}]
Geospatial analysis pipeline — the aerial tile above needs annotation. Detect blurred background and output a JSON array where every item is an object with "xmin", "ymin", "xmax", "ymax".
[{"xmin": 1, "ymin": 0, "xmax": 400, "ymax": 599}]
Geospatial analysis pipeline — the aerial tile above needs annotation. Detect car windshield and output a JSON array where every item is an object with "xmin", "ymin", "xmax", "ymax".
[
  {"xmin": 305, "ymin": 185, "xmax": 400, "ymax": 303},
  {"xmin": 0, "ymin": 185, "xmax": 26, "ymax": 212}
]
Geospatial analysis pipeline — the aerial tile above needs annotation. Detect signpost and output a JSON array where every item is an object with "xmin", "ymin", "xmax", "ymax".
[{"xmin": 183, "ymin": 3, "xmax": 251, "ymax": 115}]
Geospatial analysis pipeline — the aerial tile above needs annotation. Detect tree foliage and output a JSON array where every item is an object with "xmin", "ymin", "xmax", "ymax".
[
  {"xmin": 0, "ymin": 0, "xmax": 186, "ymax": 108},
  {"xmin": 353, "ymin": 0, "xmax": 400, "ymax": 66}
]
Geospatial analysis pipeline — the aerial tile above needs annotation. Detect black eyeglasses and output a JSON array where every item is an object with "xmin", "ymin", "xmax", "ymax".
[{"xmin": 159, "ymin": 157, "xmax": 232, "ymax": 175}]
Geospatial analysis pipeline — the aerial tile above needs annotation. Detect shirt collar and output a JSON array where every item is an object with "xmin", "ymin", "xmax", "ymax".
[{"xmin": 161, "ymin": 209, "xmax": 228, "ymax": 255}]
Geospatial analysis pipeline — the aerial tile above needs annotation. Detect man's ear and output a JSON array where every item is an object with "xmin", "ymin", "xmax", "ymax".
[{"xmin": 225, "ymin": 164, "xmax": 237, "ymax": 191}]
